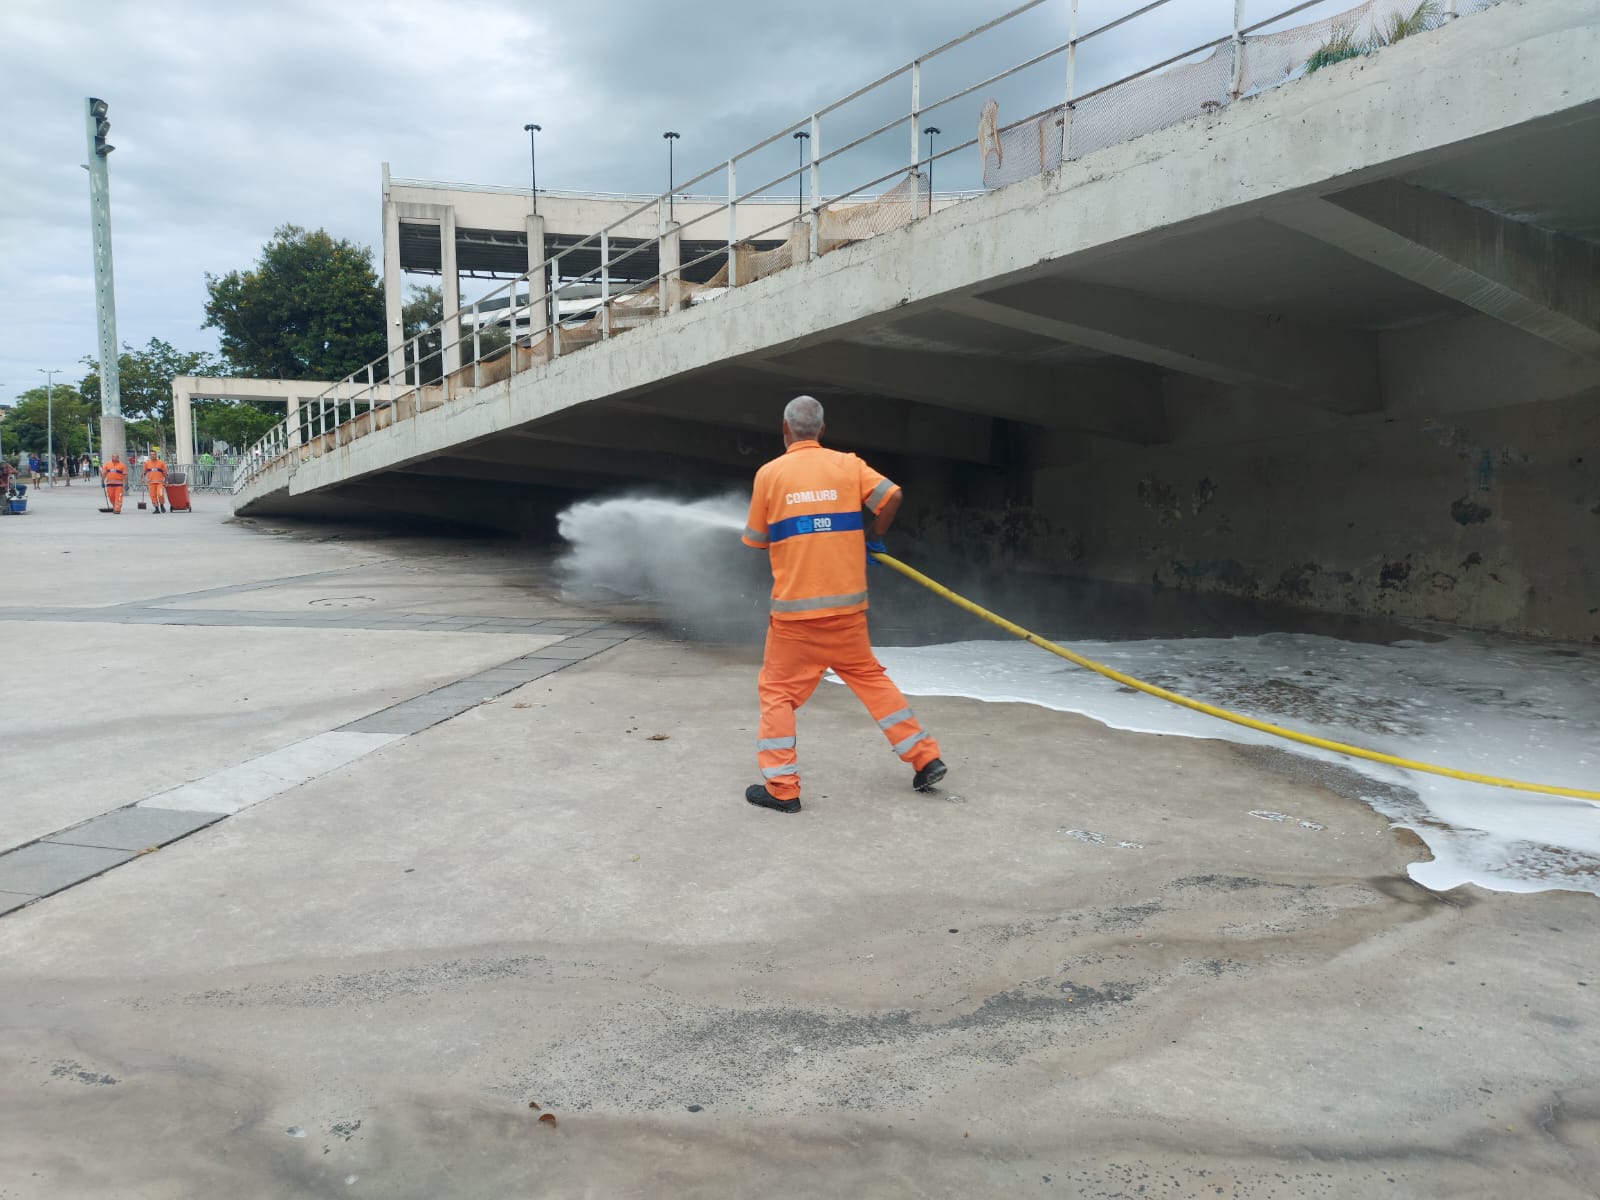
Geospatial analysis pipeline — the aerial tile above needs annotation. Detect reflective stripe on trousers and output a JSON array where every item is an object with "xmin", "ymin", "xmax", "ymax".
[{"xmin": 756, "ymin": 610, "xmax": 940, "ymax": 801}]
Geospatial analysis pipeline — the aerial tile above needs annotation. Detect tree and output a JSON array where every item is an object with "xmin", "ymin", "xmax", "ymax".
[
  {"xmin": 403, "ymin": 283, "xmax": 444, "ymax": 385},
  {"xmin": 204, "ymin": 224, "xmax": 386, "ymax": 380},
  {"xmin": 79, "ymin": 338, "xmax": 227, "ymax": 441},
  {"xmin": 3, "ymin": 385, "xmax": 98, "ymax": 456},
  {"xmin": 194, "ymin": 400, "xmax": 281, "ymax": 452}
]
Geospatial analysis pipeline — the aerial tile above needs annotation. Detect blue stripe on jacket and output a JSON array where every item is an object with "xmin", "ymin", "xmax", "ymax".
[{"xmin": 766, "ymin": 510, "xmax": 865, "ymax": 544}]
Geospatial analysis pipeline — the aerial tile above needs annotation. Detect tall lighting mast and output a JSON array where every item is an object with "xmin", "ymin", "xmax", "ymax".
[{"xmin": 84, "ymin": 97, "xmax": 125, "ymax": 465}]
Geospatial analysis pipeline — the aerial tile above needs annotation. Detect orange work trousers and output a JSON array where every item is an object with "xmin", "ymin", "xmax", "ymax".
[
  {"xmin": 105, "ymin": 485, "xmax": 124, "ymax": 513},
  {"xmin": 147, "ymin": 482, "xmax": 166, "ymax": 509},
  {"xmin": 757, "ymin": 611, "xmax": 940, "ymax": 801}
]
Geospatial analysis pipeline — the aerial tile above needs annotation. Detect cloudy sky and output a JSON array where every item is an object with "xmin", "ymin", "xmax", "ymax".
[{"xmin": 1, "ymin": 0, "xmax": 1350, "ymax": 403}]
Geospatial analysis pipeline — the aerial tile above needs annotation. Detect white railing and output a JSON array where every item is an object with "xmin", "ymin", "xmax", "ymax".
[{"xmin": 235, "ymin": 0, "xmax": 1493, "ymax": 496}]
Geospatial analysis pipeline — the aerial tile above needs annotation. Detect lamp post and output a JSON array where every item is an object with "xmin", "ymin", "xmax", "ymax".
[
  {"xmin": 39, "ymin": 368, "xmax": 58, "ymax": 486},
  {"xmin": 522, "ymin": 122, "xmax": 541, "ymax": 215},
  {"xmin": 84, "ymin": 97, "xmax": 125, "ymax": 467},
  {"xmin": 792, "ymin": 130, "xmax": 810, "ymax": 215},
  {"xmin": 662, "ymin": 131, "xmax": 680, "ymax": 223},
  {"xmin": 923, "ymin": 126, "xmax": 941, "ymax": 215}
]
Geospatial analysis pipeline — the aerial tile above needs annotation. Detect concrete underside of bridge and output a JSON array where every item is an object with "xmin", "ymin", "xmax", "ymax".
[{"xmin": 239, "ymin": 0, "xmax": 1600, "ymax": 642}]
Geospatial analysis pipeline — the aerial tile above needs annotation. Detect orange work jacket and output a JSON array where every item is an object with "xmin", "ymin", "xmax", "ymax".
[
  {"xmin": 742, "ymin": 440, "xmax": 900, "ymax": 621},
  {"xmin": 144, "ymin": 457, "xmax": 167, "ymax": 484},
  {"xmin": 103, "ymin": 461, "xmax": 128, "ymax": 486}
]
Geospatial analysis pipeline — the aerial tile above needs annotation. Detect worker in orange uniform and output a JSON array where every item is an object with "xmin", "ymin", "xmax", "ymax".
[
  {"xmin": 144, "ymin": 448, "xmax": 168, "ymax": 513},
  {"xmin": 101, "ymin": 453, "xmax": 129, "ymax": 514},
  {"xmin": 741, "ymin": 395, "xmax": 946, "ymax": 814}
]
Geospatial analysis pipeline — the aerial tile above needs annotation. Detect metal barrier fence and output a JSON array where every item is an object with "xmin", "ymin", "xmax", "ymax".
[{"xmin": 234, "ymin": 0, "xmax": 1500, "ymax": 495}]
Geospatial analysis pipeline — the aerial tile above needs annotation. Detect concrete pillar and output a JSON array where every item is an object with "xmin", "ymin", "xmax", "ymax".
[
  {"xmin": 441, "ymin": 205, "xmax": 461, "ymax": 375},
  {"xmin": 287, "ymin": 396, "xmax": 302, "ymax": 448},
  {"xmin": 383, "ymin": 198, "xmax": 405, "ymax": 382},
  {"xmin": 659, "ymin": 220, "xmax": 682, "ymax": 315},
  {"xmin": 526, "ymin": 213, "xmax": 547, "ymax": 339},
  {"xmin": 171, "ymin": 383, "xmax": 193, "ymax": 467},
  {"xmin": 99, "ymin": 414, "xmax": 125, "ymax": 473}
]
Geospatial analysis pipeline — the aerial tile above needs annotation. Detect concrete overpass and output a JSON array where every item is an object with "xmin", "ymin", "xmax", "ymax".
[{"xmin": 229, "ymin": 0, "xmax": 1600, "ymax": 641}]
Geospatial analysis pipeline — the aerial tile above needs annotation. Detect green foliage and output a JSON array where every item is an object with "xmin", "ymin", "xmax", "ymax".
[
  {"xmin": 194, "ymin": 400, "xmax": 282, "ymax": 451},
  {"xmin": 1383, "ymin": 0, "xmax": 1442, "ymax": 43},
  {"xmin": 403, "ymin": 283, "xmax": 444, "ymax": 385},
  {"xmin": 125, "ymin": 419, "xmax": 166, "ymax": 455},
  {"xmin": 204, "ymin": 224, "xmax": 386, "ymax": 380},
  {"xmin": 2, "ymin": 384, "xmax": 98, "ymax": 456},
  {"xmin": 79, "ymin": 338, "xmax": 226, "ymax": 437},
  {"xmin": 1306, "ymin": 25, "xmax": 1363, "ymax": 73},
  {"xmin": 1307, "ymin": 3, "xmax": 1443, "ymax": 74}
]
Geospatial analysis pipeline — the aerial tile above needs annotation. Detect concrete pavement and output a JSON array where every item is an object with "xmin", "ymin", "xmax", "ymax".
[{"xmin": 0, "ymin": 484, "xmax": 1595, "ymax": 1197}]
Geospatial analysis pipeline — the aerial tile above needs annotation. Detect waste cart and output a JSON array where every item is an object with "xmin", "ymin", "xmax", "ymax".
[{"xmin": 166, "ymin": 471, "xmax": 192, "ymax": 513}]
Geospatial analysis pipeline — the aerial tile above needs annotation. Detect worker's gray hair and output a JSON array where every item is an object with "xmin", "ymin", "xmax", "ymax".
[{"xmin": 784, "ymin": 394, "xmax": 825, "ymax": 439}]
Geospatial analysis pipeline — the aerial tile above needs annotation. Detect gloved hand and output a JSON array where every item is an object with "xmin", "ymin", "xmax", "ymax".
[{"xmin": 865, "ymin": 537, "xmax": 886, "ymax": 567}]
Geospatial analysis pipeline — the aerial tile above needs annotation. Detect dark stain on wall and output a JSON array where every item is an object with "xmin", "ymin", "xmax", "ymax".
[
  {"xmin": 1450, "ymin": 497, "xmax": 1493, "ymax": 525},
  {"xmin": 1139, "ymin": 476, "xmax": 1219, "ymax": 526},
  {"xmin": 1137, "ymin": 476, "xmax": 1182, "ymax": 525},
  {"xmin": 1169, "ymin": 558, "xmax": 1260, "ymax": 595},
  {"xmin": 1378, "ymin": 560, "xmax": 1411, "ymax": 590},
  {"xmin": 1461, "ymin": 551, "xmax": 1483, "ymax": 569},
  {"xmin": 1274, "ymin": 562, "xmax": 1320, "ymax": 600}
]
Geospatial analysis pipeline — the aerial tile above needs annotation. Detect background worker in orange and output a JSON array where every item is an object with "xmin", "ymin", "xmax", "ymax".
[
  {"xmin": 101, "ymin": 453, "xmax": 129, "ymax": 514},
  {"xmin": 144, "ymin": 448, "xmax": 168, "ymax": 513},
  {"xmin": 741, "ymin": 395, "xmax": 946, "ymax": 814}
]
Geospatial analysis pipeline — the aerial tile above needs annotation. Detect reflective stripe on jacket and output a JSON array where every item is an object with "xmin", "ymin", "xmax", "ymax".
[{"xmin": 741, "ymin": 440, "xmax": 899, "ymax": 621}]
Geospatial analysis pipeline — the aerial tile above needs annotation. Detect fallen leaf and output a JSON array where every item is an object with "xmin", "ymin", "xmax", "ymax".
[
  {"xmin": 538, "ymin": 1113, "xmax": 557, "ymax": 1127},
  {"xmin": 528, "ymin": 1101, "xmax": 541, "ymax": 1111},
  {"xmin": 136, "ymin": 846, "xmax": 160, "ymax": 857},
  {"xmin": 647, "ymin": 733, "xmax": 670, "ymax": 741},
  {"xmin": 513, "ymin": 703, "xmax": 533, "ymax": 710}
]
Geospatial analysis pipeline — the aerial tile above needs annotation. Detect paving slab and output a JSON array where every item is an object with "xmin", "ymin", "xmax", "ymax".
[
  {"xmin": 520, "ymin": 642, "xmax": 610, "ymax": 660},
  {"xmin": 139, "ymin": 732, "xmax": 401, "ymax": 816},
  {"xmin": 45, "ymin": 808, "xmax": 223, "ymax": 852},
  {"xmin": 0, "ymin": 843, "xmax": 133, "ymax": 896}
]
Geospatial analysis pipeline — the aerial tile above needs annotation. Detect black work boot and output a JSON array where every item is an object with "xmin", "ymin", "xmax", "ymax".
[
  {"xmin": 912, "ymin": 758, "xmax": 947, "ymax": 792},
  {"xmin": 745, "ymin": 784, "xmax": 801, "ymax": 814}
]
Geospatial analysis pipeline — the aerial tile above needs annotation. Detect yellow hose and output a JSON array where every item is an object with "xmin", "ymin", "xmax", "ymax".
[{"xmin": 872, "ymin": 552, "xmax": 1600, "ymax": 805}]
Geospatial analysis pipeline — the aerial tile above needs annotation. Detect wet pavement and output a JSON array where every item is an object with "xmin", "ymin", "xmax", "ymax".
[{"xmin": 0, "ymin": 485, "xmax": 1595, "ymax": 1198}]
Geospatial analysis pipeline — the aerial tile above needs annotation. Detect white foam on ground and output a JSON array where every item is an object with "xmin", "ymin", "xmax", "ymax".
[{"xmin": 851, "ymin": 631, "xmax": 1600, "ymax": 896}]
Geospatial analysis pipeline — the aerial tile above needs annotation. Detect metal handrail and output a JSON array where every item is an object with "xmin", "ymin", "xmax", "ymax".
[{"xmin": 234, "ymin": 0, "xmax": 1483, "ymax": 493}]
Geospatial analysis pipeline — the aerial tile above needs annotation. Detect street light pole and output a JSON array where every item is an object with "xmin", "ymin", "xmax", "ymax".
[
  {"xmin": 923, "ymin": 126, "xmax": 941, "ymax": 216},
  {"xmin": 662, "ymin": 131, "xmax": 681, "ymax": 223},
  {"xmin": 84, "ymin": 97, "xmax": 125, "ymax": 468},
  {"xmin": 792, "ymin": 130, "xmax": 810, "ymax": 215},
  {"xmin": 522, "ymin": 122, "xmax": 541, "ymax": 215}
]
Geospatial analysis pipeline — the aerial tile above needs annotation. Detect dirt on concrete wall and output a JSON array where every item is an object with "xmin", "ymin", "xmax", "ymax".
[{"xmin": 1031, "ymin": 385, "xmax": 1600, "ymax": 642}]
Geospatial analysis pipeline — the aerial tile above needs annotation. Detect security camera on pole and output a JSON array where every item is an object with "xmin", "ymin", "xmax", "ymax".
[{"xmin": 84, "ymin": 97, "xmax": 126, "ymax": 469}]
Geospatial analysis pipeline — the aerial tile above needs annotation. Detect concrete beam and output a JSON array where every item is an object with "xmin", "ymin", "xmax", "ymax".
[
  {"xmin": 622, "ymin": 386, "xmax": 996, "ymax": 464},
  {"xmin": 389, "ymin": 458, "xmax": 627, "ymax": 493},
  {"xmin": 443, "ymin": 432, "xmax": 739, "ymax": 488},
  {"xmin": 383, "ymin": 200, "xmax": 405, "ymax": 380},
  {"xmin": 755, "ymin": 343, "xmax": 1167, "ymax": 443},
  {"xmin": 948, "ymin": 283, "xmax": 1381, "ymax": 415},
  {"xmin": 1269, "ymin": 180, "xmax": 1600, "ymax": 361},
  {"xmin": 513, "ymin": 408, "xmax": 765, "ymax": 471}
]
